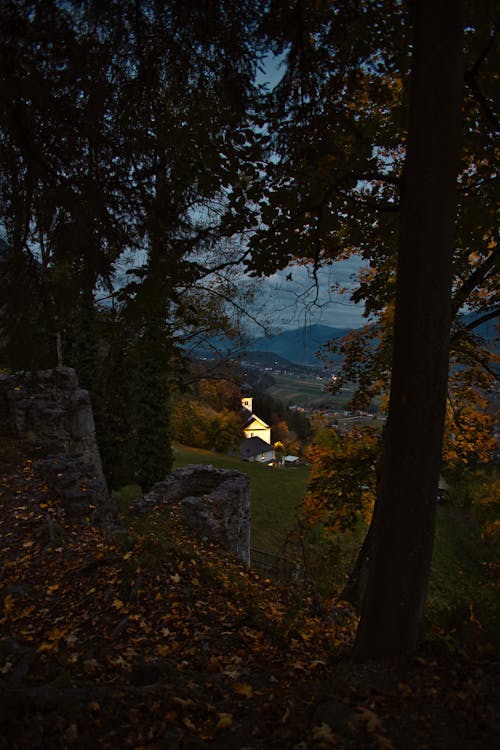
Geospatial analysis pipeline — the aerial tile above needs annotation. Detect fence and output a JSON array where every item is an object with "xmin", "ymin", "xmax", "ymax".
[{"xmin": 250, "ymin": 546, "xmax": 304, "ymax": 582}]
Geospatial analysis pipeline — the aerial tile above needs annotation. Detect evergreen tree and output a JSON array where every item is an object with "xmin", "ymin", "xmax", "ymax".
[{"xmin": 0, "ymin": 0, "xmax": 266, "ymax": 488}]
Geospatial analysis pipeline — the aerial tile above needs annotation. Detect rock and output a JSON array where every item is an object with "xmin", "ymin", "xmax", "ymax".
[
  {"xmin": 0, "ymin": 368, "xmax": 117, "ymax": 527},
  {"xmin": 139, "ymin": 465, "xmax": 251, "ymax": 565}
]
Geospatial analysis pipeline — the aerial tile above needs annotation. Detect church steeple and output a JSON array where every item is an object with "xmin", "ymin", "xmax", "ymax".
[{"xmin": 241, "ymin": 396, "xmax": 253, "ymax": 412}]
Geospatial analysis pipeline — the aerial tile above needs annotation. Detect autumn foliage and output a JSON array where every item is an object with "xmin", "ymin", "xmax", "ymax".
[{"xmin": 303, "ymin": 426, "xmax": 380, "ymax": 533}]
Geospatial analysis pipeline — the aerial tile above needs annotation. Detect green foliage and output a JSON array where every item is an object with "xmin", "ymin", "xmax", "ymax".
[
  {"xmin": 252, "ymin": 392, "xmax": 312, "ymax": 445},
  {"xmin": 125, "ymin": 318, "xmax": 173, "ymax": 491}
]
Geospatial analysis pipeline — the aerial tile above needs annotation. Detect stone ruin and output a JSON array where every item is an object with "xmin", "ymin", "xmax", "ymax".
[
  {"xmin": 0, "ymin": 367, "xmax": 116, "ymax": 526},
  {"xmin": 136, "ymin": 465, "xmax": 251, "ymax": 565},
  {"xmin": 1, "ymin": 368, "xmax": 251, "ymax": 563}
]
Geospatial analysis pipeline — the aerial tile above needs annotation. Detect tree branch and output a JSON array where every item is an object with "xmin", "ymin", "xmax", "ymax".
[
  {"xmin": 465, "ymin": 26, "xmax": 499, "ymax": 133},
  {"xmin": 451, "ymin": 247, "xmax": 499, "ymax": 317},
  {"xmin": 464, "ymin": 307, "xmax": 500, "ymax": 331}
]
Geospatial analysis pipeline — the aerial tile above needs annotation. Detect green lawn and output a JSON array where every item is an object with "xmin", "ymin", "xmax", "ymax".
[{"xmin": 172, "ymin": 443, "xmax": 309, "ymax": 552}]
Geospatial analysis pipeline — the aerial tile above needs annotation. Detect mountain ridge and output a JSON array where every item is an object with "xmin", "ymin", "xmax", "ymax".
[{"xmin": 247, "ymin": 323, "xmax": 354, "ymax": 366}]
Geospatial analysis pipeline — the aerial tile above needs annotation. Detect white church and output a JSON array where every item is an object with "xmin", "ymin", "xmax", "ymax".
[{"xmin": 240, "ymin": 397, "xmax": 275, "ymax": 463}]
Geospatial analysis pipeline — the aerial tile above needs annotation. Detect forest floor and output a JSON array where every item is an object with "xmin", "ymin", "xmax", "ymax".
[{"xmin": 0, "ymin": 439, "xmax": 498, "ymax": 750}]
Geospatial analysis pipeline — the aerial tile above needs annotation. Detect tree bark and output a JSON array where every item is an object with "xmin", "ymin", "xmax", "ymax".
[{"xmin": 353, "ymin": 0, "xmax": 464, "ymax": 659}]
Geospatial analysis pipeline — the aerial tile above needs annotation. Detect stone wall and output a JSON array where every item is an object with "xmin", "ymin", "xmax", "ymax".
[
  {"xmin": 137, "ymin": 465, "xmax": 251, "ymax": 565},
  {"xmin": 0, "ymin": 367, "xmax": 116, "ymax": 525}
]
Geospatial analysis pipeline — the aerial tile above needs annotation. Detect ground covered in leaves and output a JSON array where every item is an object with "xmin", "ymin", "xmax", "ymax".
[{"xmin": 1, "ymin": 440, "xmax": 498, "ymax": 749}]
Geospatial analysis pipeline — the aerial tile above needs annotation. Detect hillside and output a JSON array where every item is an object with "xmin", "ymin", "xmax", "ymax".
[{"xmin": 1, "ymin": 439, "xmax": 498, "ymax": 749}]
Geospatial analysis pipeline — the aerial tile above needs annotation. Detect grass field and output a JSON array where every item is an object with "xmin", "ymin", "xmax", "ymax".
[
  {"xmin": 173, "ymin": 443, "xmax": 310, "ymax": 553},
  {"xmin": 265, "ymin": 374, "xmax": 355, "ymax": 409}
]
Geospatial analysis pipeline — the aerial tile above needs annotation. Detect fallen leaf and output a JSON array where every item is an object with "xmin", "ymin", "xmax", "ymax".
[
  {"xmin": 0, "ymin": 661, "xmax": 13, "ymax": 674},
  {"xmin": 216, "ymin": 713, "xmax": 233, "ymax": 730},
  {"xmin": 374, "ymin": 735, "xmax": 396, "ymax": 750},
  {"xmin": 312, "ymin": 722, "xmax": 337, "ymax": 744},
  {"xmin": 37, "ymin": 641, "xmax": 59, "ymax": 653},
  {"xmin": 47, "ymin": 626, "xmax": 67, "ymax": 640},
  {"xmin": 183, "ymin": 716, "xmax": 197, "ymax": 731},
  {"xmin": 172, "ymin": 696, "xmax": 196, "ymax": 709},
  {"xmin": 233, "ymin": 682, "xmax": 253, "ymax": 698},
  {"xmin": 356, "ymin": 706, "xmax": 383, "ymax": 733}
]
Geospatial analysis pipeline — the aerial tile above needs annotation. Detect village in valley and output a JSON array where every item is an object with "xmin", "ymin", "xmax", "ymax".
[{"xmin": 236, "ymin": 349, "xmax": 379, "ymax": 465}]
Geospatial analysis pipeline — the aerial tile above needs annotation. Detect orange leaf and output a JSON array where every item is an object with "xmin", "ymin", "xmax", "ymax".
[
  {"xmin": 183, "ymin": 717, "xmax": 197, "ymax": 731},
  {"xmin": 356, "ymin": 706, "xmax": 382, "ymax": 733},
  {"xmin": 233, "ymin": 682, "xmax": 253, "ymax": 698},
  {"xmin": 216, "ymin": 713, "xmax": 233, "ymax": 730}
]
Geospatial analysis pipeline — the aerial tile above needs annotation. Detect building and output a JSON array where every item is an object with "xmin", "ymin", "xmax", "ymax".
[
  {"xmin": 241, "ymin": 397, "xmax": 271, "ymax": 444},
  {"xmin": 240, "ymin": 436, "xmax": 275, "ymax": 463},
  {"xmin": 240, "ymin": 397, "xmax": 275, "ymax": 463}
]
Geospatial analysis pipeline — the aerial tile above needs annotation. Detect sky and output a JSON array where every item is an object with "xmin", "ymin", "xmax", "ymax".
[
  {"xmin": 112, "ymin": 55, "xmax": 368, "ymax": 335},
  {"xmin": 252, "ymin": 57, "xmax": 367, "ymax": 333},
  {"xmin": 253, "ymin": 256, "xmax": 367, "ymax": 333}
]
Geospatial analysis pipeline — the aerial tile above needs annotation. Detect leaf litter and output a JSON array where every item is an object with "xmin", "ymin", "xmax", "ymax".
[{"xmin": 0, "ymin": 440, "xmax": 498, "ymax": 749}]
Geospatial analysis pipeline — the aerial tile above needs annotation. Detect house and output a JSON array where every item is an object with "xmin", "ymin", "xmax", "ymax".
[
  {"xmin": 240, "ymin": 436, "xmax": 275, "ymax": 463},
  {"xmin": 240, "ymin": 397, "xmax": 275, "ymax": 463}
]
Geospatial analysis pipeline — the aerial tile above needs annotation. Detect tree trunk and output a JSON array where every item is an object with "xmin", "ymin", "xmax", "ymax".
[{"xmin": 353, "ymin": 0, "xmax": 464, "ymax": 659}]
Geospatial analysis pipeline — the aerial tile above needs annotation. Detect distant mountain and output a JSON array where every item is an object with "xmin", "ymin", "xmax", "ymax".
[
  {"xmin": 194, "ymin": 315, "xmax": 498, "ymax": 370},
  {"xmin": 248, "ymin": 324, "xmax": 353, "ymax": 366}
]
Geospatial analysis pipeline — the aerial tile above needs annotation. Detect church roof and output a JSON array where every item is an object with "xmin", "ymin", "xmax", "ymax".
[
  {"xmin": 243, "ymin": 413, "xmax": 269, "ymax": 430},
  {"xmin": 240, "ymin": 436, "xmax": 274, "ymax": 459}
]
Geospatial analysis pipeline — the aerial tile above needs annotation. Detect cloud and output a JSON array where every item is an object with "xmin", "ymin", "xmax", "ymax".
[{"xmin": 252, "ymin": 257, "xmax": 367, "ymax": 331}]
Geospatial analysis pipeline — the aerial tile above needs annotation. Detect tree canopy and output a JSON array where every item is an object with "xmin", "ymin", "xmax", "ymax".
[{"xmin": 0, "ymin": 0, "xmax": 267, "ymax": 486}]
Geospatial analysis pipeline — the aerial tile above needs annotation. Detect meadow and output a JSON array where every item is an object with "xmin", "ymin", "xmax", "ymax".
[
  {"xmin": 173, "ymin": 442, "xmax": 309, "ymax": 552},
  {"xmin": 264, "ymin": 373, "xmax": 355, "ymax": 409},
  {"xmin": 172, "ymin": 444, "xmax": 499, "ymax": 649}
]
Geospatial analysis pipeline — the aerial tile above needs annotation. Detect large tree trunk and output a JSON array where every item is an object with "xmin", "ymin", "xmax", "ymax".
[{"xmin": 353, "ymin": 0, "xmax": 464, "ymax": 659}]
